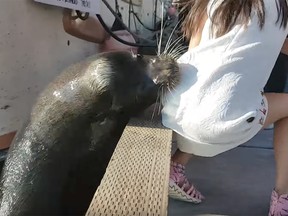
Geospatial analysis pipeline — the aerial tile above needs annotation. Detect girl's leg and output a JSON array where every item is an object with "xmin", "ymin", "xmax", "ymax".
[
  {"xmin": 263, "ymin": 93, "xmax": 288, "ymax": 216},
  {"xmin": 171, "ymin": 148, "xmax": 193, "ymax": 165},
  {"xmin": 169, "ymin": 133, "xmax": 204, "ymax": 203},
  {"xmin": 264, "ymin": 93, "xmax": 288, "ymax": 194}
]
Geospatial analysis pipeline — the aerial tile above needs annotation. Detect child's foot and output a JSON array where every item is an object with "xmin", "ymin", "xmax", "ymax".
[
  {"xmin": 168, "ymin": 161, "xmax": 204, "ymax": 203},
  {"xmin": 269, "ymin": 189, "xmax": 288, "ymax": 216}
]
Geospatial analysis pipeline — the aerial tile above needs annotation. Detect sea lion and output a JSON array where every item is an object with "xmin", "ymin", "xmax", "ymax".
[{"xmin": 0, "ymin": 51, "xmax": 180, "ymax": 215}]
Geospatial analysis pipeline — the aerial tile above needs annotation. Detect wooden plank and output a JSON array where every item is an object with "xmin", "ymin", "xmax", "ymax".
[{"xmin": 86, "ymin": 117, "xmax": 172, "ymax": 216}]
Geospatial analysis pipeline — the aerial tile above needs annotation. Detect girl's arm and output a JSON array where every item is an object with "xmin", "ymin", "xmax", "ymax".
[{"xmin": 62, "ymin": 9, "xmax": 109, "ymax": 44}]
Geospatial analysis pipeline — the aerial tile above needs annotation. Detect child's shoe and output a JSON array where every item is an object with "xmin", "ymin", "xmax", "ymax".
[
  {"xmin": 269, "ymin": 189, "xmax": 288, "ymax": 216},
  {"xmin": 168, "ymin": 161, "xmax": 204, "ymax": 203}
]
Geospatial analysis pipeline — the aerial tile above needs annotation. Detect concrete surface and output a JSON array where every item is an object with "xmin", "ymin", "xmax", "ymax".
[{"xmin": 168, "ymin": 129, "xmax": 275, "ymax": 216}]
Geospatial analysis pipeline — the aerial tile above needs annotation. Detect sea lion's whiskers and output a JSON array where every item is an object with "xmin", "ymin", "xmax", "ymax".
[
  {"xmin": 165, "ymin": 86, "xmax": 176, "ymax": 102},
  {"xmin": 171, "ymin": 85, "xmax": 177, "ymax": 94},
  {"xmin": 157, "ymin": 1, "xmax": 165, "ymax": 56},
  {"xmin": 168, "ymin": 41, "xmax": 187, "ymax": 55},
  {"xmin": 165, "ymin": 37, "xmax": 185, "ymax": 57},
  {"xmin": 151, "ymin": 85, "xmax": 162, "ymax": 120},
  {"xmin": 158, "ymin": 86, "xmax": 165, "ymax": 114},
  {"xmin": 170, "ymin": 43, "xmax": 188, "ymax": 53},
  {"xmin": 158, "ymin": 84, "xmax": 165, "ymax": 111},
  {"xmin": 167, "ymin": 86, "xmax": 173, "ymax": 94},
  {"xmin": 163, "ymin": 15, "xmax": 185, "ymax": 55},
  {"xmin": 161, "ymin": 87, "xmax": 169, "ymax": 104},
  {"xmin": 163, "ymin": 19, "xmax": 183, "ymax": 54},
  {"xmin": 169, "ymin": 46, "xmax": 188, "ymax": 59},
  {"xmin": 169, "ymin": 51, "xmax": 186, "ymax": 60},
  {"xmin": 165, "ymin": 36, "xmax": 183, "ymax": 54},
  {"xmin": 171, "ymin": 80, "xmax": 178, "ymax": 90}
]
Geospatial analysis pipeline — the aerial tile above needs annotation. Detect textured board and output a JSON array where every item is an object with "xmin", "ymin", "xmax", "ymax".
[{"xmin": 86, "ymin": 117, "xmax": 172, "ymax": 216}]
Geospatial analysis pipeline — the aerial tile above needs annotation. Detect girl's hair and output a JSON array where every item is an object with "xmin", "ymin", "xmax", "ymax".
[{"xmin": 175, "ymin": 0, "xmax": 288, "ymax": 39}]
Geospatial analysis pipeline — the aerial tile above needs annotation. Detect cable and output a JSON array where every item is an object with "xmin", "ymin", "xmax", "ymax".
[
  {"xmin": 101, "ymin": 0, "xmax": 146, "ymax": 42},
  {"xmin": 130, "ymin": 11, "xmax": 159, "ymax": 32},
  {"xmin": 74, "ymin": 0, "xmax": 159, "ymax": 48},
  {"xmin": 96, "ymin": 14, "xmax": 157, "ymax": 48}
]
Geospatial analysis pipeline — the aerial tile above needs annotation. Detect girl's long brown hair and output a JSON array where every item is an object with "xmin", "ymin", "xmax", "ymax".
[{"xmin": 175, "ymin": 0, "xmax": 288, "ymax": 39}]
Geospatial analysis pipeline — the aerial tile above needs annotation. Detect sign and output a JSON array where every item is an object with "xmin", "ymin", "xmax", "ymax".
[{"xmin": 34, "ymin": 0, "xmax": 100, "ymax": 14}]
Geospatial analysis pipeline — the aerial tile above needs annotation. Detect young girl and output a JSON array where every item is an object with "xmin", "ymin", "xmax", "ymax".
[{"xmin": 162, "ymin": 0, "xmax": 288, "ymax": 215}]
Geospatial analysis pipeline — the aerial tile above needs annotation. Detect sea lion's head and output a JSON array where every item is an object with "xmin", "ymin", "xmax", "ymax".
[
  {"xmin": 147, "ymin": 54, "xmax": 180, "ymax": 93},
  {"xmin": 94, "ymin": 51, "xmax": 180, "ymax": 117}
]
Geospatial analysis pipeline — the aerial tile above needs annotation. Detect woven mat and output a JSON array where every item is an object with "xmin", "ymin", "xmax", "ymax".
[{"xmin": 86, "ymin": 117, "xmax": 172, "ymax": 216}]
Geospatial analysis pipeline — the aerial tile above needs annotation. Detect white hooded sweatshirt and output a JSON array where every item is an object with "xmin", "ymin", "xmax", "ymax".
[{"xmin": 161, "ymin": 0, "xmax": 288, "ymax": 157}]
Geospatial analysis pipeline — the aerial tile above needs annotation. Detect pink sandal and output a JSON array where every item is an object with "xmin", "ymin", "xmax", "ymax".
[
  {"xmin": 269, "ymin": 190, "xmax": 288, "ymax": 216},
  {"xmin": 168, "ymin": 161, "xmax": 204, "ymax": 203}
]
